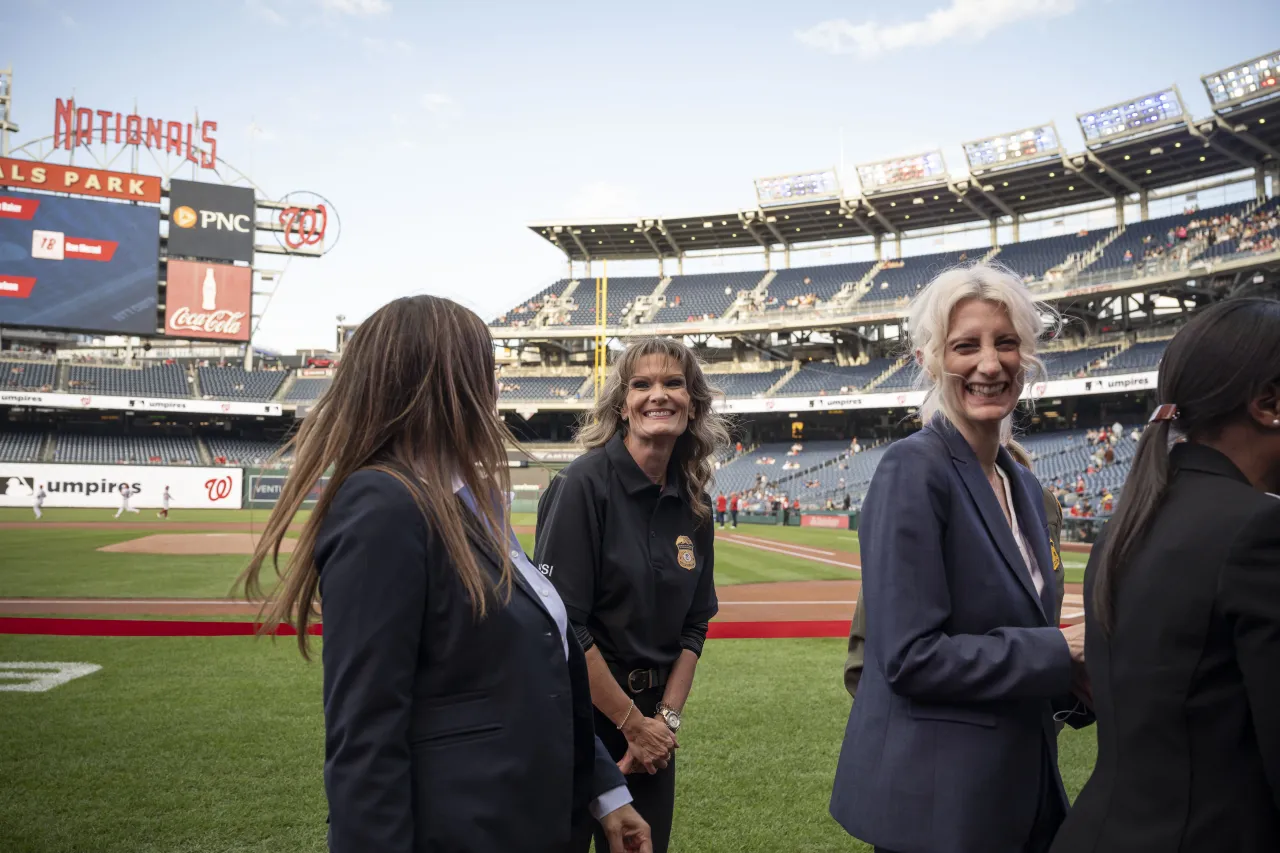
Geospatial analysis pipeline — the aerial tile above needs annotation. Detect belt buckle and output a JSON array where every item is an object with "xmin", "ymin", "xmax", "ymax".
[{"xmin": 626, "ymin": 669, "xmax": 649, "ymax": 693}]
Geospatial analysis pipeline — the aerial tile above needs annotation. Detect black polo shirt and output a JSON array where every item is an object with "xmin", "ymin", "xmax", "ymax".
[{"xmin": 534, "ymin": 433, "xmax": 718, "ymax": 670}]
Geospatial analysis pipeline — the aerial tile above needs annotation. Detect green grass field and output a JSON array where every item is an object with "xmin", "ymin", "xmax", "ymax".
[{"xmin": 0, "ymin": 633, "xmax": 1100, "ymax": 853}]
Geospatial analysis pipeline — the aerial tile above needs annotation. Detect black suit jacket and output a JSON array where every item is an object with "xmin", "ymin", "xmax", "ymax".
[
  {"xmin": 316, "ymin": 469, "xmax": 625, "ymax": 853},
  {"xmin": 1051, "ymin": 443, "xmax": 1280, "ymax": 853}
]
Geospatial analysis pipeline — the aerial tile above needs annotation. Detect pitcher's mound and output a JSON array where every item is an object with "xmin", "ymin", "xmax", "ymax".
[{"xmin": 99, "ymin": 533, "xmax": 298, "ymax": 555}]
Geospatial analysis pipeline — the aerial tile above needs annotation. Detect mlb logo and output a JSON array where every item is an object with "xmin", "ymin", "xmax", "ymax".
[{"xmin": 0, "ymin": 475, "xmax": 35, "ymax": 496}]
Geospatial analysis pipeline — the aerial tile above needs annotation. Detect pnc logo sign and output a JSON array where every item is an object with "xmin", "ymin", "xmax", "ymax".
[
  {"xmin": 171, "ymin": 204, "xmax": 249, "ymax": 233},
  {"xmin": 172, "ymin": 206, "xmax": 197, "ymax": 228},
  {"xmin": 166, "ymin": 179, "xmax": 255, "ymax": 263}
]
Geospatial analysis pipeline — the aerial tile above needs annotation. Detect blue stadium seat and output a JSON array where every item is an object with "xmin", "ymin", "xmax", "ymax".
[
  {"xmin": 765, "ymin": 261, "xmax": 876, "ymax": 310},
  {"xmin": 1090, "ymin": 340, "xmax": 1168, "ymax": 375},
  {"xmin": 0, "ymin": 360, "xmax": 56, "ymax": 391},
  {"xmin": 775, "ymin": 359, "xmax": 895, "ymax": 396},
  {"xmin": 284, "ymin": 378, "xmax": 332, "ymax": 402},
  {"xmin": 860, "ymin": 249, "xmax": 986, "ymax": 305},
  {"xmin": 52, "ymin": 432, "xmax": 199, "ymax": 465},
  {"xmin": 994, "ymin": 231, "xmax": 1105, "ymax": 281},
  {"xmin": 206, "ymin": 437, "xmax": 289, "ymax": 466},
  {"xmin": 707, "ymin": 370, "xmax": 788, "ymax": 398},
  {"xmin": 497, "ymin": 376, "xmax": 589, "ymax": 401},
  {"xmin": 652, "ymin": 271, "xmax": 764, "ymax": 324},
  {"xmin": 67, "ymin": 363, "xmax": 191, "ymax": 399},
  {"xmin": 563, "ymin": 277, "xmax": 660, "ymax": 325},
  {"xmin": 198, "ymin": 366, "xmax": 288, "ymax": 400},
  {"xmin": 0, "ymin": 428, "xmax": 45, "ymax": 461}
]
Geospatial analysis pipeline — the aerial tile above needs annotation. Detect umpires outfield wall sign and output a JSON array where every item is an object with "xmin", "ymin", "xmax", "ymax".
[
  {"xmin": 167, "ymin": 179, "xmax": 255, "ymax": 263},
  {"xmin": 0, "ymin": 390, "xmax": 282, "ymax": 417}
]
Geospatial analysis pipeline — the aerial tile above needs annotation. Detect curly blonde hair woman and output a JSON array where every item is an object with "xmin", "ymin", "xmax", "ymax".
[{"xmin": 536, "ymin": 336, "xmax": 730, "ymax": 853}]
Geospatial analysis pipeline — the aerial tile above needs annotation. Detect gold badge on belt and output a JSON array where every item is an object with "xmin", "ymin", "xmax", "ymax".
[
  {"xmin": 676, "ymin": 535, "xmax": 696, "ymax": 570},
  {"xmin": 1050, "ymin": 543, "xmax": 1062, "ymax": 573}
]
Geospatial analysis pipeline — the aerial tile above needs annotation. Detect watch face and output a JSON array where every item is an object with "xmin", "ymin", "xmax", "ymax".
[{"xmin": 664, "ymin": 710, "xmax": 680, "ymax": 731}]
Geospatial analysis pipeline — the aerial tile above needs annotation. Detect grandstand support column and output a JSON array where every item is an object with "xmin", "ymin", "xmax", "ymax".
[
  {"xmin": 1012, "ymin": 215, "xmax": 1020, "ymax": 243},
  {"xmin": 894, "ymin": 233, "xmax": 902, "ymax": 258},
  {"xmin": 1256, "ymin": 166, "xmax": 1267, "ymax": 203},
  {"xmin": 874, "ymin": 235, "xmax": 882, "ymax": 261},
  {"xmin": 593, "ymin": 261, "xmax": 608, "ymax": 402},
  {"xmin": 244, "ymin": 345, "xmax": 254, "ymax": 371},
  {"xmin": 1139, "ymin": 189, "xmax": 1149, "ymax": 221},
  {"xmin": 784, "ymin": 245, "xmax": 791, "ymax": 269},
  {"xmin": 678, "ymin": 254, "xmax": 684, "ymax": 276},
  {"xmin": 1114, "ymin": 197, "xmax": 1125, "ymax": 228},
  {"xmin": 989, "ymin": 220, "xmax": 998, "ymax": 249}
]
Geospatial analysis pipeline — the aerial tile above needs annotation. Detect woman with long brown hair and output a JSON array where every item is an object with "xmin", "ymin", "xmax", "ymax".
[
  {"xmin": 1050, "ymin": 298, "xmax": 1280, "ymax": 853},
  {"xmin": 535, "ymin": 336, "xmax": 730, "ymax": 853},
  {"xmin": 239, "ymin": 295, "xmax": 651, "ymax": 853}
]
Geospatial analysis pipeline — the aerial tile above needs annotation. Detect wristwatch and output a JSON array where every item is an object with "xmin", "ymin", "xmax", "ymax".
[{"xmin": 655, "ymin": 702, "xmax": 681, "ymax": 733}]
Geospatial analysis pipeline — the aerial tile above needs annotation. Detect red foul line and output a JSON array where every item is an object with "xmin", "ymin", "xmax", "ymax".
[{"xmin": 0, "ymin": 617, "xmax": 1072, "ymax": 638}]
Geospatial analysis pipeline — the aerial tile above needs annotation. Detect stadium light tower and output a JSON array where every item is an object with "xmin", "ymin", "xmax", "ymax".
[
  {"xmin": 1201, "ymin": 49, "xmax": 1280, "ymax": 112},
  {"xmin": 0, "ymin": 66, "xmax": 19, "ymax": 158},
  {"xmin": 754, "ymin": 169, "xmax": 841, "ymax": 206},
  {"xmin": 1077, "ymin": 86, "xmax": 1186, "ymax": 147},
  {"xmin": 855, "ymin": 151, "xmax": 947, "ymax": 194},
  {"xmin": 962, "ymin": 123, "xmax": 1062, "ymax": 172}
]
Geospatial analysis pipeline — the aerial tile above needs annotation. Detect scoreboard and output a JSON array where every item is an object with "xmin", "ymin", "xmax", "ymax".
[{"xmin": 0, "ymin": 190, "xmax": 160, "ymax": 334}]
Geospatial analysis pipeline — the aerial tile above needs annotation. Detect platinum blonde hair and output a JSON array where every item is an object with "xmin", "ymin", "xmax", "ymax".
[{"xmin": 907, "ymin": 261, "xmax": 1058, "ymax": 441}]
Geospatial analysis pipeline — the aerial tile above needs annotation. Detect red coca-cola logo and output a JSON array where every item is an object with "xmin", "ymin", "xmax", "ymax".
[
  {"xmin": 204, "ymin": 476, "xmax": 234, "ymax": 502},
  {"xmin": 169, "ymin": 306, "xmax": 246, "ymax": 335}
]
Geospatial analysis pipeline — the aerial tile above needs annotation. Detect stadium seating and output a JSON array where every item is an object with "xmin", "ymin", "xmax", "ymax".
[
  {"xmin": 1089, "ymin": 340, "xmax": 1168, "ymax": 375},
  {"xmin": 993, "ymin": 231, "xmax": 1105, "ymax": 281},
  {"xmin": 711, "ymin": 440, "xmax": 851, "ymax": 497},
  {"xmin": 67, "ymin": 363, "xmax": 191, "ymax": 399},
  {"xmin": 765, "ymin": 261, "xmax": 876, "ymax": 309},
  {"xmin": 0, "ymin": 428, "xmax": 45, "ymax": 461},
  {"xmin": 874, "ymin": 360, "xmax": 917, "ymax": 391},
  {"xmin": 563, "ymin": 277, "xmax": 660, "ymax": 325},
  {"xmin": 493, "ymin": 280, "xmax": 567, "ymax": 326},
  {"xmin": 652, "ymin": 271, "xmax": 764, "ymax": 324},
  {"xmin": 775, "ymin": 359, "xmax": 895, "ymax": 396},
  {"xmin": 707, "ymin": 370, "xmax": 788, "ymax": 398},
  {"xmin": 1083, "ymin": 201, "xmax": 1251, "ymax": 274},
  {"xmin": 53, "ymin": 433, "xmax": 200, "ymax": 465},
  {"xmin": 284, "ymin": 378, "xmax": 332, "ymax": 402},
  {"xmin": 859, "ymin": 249, "xmax": 987, "ymax": 305},
  {"xmin": 1, "ymin": 360, "xmax": 56, "ymax": 391},
  {"xmin": 197, "ymin": 367, "xmax": 288, "ymax": 400},
  {"xmin": 497, "ymin": 376, "xmax": 588, "ymax": 401},
  {"xmin": 1040, "ymin": 346, "xmax": 1115, "ymax": 379},
  {"xmin": 205, "ymin": 437, "xmax": 289, "ymax": 466}
]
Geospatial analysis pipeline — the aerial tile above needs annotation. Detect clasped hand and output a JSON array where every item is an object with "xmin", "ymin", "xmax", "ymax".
[
  {"xmin": 1060, "ymin": 623, "xmax": 1092, "ymax": 707},
  {"xmin": 618, "ymin": 715, "xmax": 676, "ymax": 775}
]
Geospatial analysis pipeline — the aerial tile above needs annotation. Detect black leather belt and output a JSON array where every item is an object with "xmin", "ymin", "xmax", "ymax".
[{"xmin": 609, "ymin": 662, "xmax": 670, "ymax": 694}]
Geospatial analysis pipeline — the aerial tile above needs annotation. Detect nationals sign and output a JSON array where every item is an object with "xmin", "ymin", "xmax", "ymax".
[
  {"xmin": 0, "ymin": 158, "xmax": 162, "ymax": 203},
  {"xmin": 164, "ymin": 259, "xmax": 251, "ymax": 342}
]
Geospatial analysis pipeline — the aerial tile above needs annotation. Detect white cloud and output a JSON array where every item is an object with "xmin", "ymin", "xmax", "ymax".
[
  {"xmin": 321, "ymin": 0, "xmax": 390, "ymax": 15},
  {"xmin": 245, "ymin": 0, "xmax": 287, "ymax": 26},
  {"xmin": 59, "ymin": 11, "xmax": 75, "ymax": 26},
  {"xmin": 420, "ymin": 92, "xmax": 453, "ymax": 113},
  {"xmin": 563, "ymin": 182, "xmax": 639, "ymax": 219},
  {"xmin": 794, "ymin": 0, "xmax": 1078, "ymax": 59}
]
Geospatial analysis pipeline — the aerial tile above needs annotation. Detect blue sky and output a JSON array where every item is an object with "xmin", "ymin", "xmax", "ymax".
[{"xmin": 3, "ymin": 0, "xmax": 1277, "ymax": 352}]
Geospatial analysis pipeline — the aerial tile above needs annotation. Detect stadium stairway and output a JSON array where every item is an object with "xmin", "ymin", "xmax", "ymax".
[
  {"xmin": 767, "ymin": 363, "xmax": 800, "ymax": 396},
  {"xmin": 863, "ymin": 357, "xmax": 910, "ymax": 391},
  {"xmin": 189, "ymin": 367, "xmax": 204, "ymax": 399},
  {"xmin": 39, "ymin": 431, "xmax": 55, "ymax": 462},
  {"xmin": 274, "ymin": 371, "xmax": 298, "ymax": 401},
  {"xmin": 195, "ymin": 437, "xmax": 213, "ymax": 466},
  {"xmin": 55, "ymin": 361, "xmax": 70, "ymax": 393},
  {"xmin": 843, "ymin": 261, "xmax": 887, "ymax": 306}
]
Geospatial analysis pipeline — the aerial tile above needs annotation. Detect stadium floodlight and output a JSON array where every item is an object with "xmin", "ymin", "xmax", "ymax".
[
  {"xmin": 754, "ymin": 169, "xmax": 841, "ymax": 206},
  {"xmin": 1077, "ymin": 87, "xmax": 1185, "ymax": 146},
  {"xmin": 962, "ymin": 124, "xmax": 1061, "ymax": 172},
  {"xmin": 1201, "ymin": 49, "xmax": 1280, "ymax": 111},
  {"xmin": 855, "ymin": 151, "xmax": 947, "ymax": 194}
]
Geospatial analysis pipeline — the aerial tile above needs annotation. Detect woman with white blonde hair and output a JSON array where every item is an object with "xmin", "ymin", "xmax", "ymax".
[{"xmin": 829, "ymin": 262, "xmax": 1092, "ymax": 853}]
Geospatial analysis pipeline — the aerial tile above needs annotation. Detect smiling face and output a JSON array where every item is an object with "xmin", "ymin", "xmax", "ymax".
[
  {"xmin": 621, "ymin": 354, "xmax": 692, "ymax": 446},
  {"xmin": 942, "ymin": 298, "xmax": 1025, "ymax": 429}
]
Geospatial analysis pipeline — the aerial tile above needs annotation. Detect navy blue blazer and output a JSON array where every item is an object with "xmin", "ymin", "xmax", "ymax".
[
  {"xmin": 830, "ymin": 420, "xmax": 1080, "ymax": 853},
  {"xmin": 316, "ymin": 469, "xmax": 625, "ymax": 853}
]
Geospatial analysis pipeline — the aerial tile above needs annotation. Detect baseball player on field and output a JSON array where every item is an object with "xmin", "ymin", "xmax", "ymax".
[
  {"xmin": 115, "ymin": 484, "xmax": 140, "ymax": 518},
  {"xmin": 158, "ymin": 486, "xmax": 172, "ymax": 520},
  {"xmin": 33, "ymin": 484, "xmax": 46, "ymax": 520}
]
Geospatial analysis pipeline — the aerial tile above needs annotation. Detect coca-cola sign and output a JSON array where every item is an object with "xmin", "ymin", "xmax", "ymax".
[
  {"xmin": 168, "ymin": 306, "xmax": 247, "ymax": 336},
  {"xmin": 164, "ymin": 259, "xmax": 252, "ymax": 342}
]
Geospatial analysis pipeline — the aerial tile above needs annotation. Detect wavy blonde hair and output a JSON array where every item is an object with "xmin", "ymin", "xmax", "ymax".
[
  {"xmin": 907, "ymin": 261, "xmax": 1058, "ymax": 440},
  {"xmin": 578, "ymin": 337, "xmax": 730, "ymax": 525}
]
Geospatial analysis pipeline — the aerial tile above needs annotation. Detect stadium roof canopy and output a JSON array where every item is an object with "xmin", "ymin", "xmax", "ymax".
[{"xmin": 530, "ymin": 87, "xmax": 1280, "ymax": 263}]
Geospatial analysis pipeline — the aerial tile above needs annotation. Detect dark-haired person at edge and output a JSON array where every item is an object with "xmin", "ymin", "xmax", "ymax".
[
  {"xmin": 536, "ymin": 336, "xmax": 730, "ymax": 853},
  {"xmin": 845, "ymin": 439, "xmax": 1072, "ymax": 736},
  {"xmin": 1050, "ymin": 298, "xmax": 1280, "ymax": 853},
  {"xmin": 829, "ymin": 264, "xmax": 1092, "ymax": 853},
  {"xmin": 238, "ymin": 295, "xmax": 651, "ymax": 853}
]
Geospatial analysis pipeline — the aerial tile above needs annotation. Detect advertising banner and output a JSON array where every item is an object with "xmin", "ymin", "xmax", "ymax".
[
  {"xmin": 164, "ymin": 259, "xmax": 251, "ymax": 341},
  {"xmin": 167, "ymin": 179, "xmax": 255, "ymax": 263},
  {"xmin": 245, "ymin": 470, "xmax": 327, "ymax": 509},
  {"xmin": 0, "ymin": 158, "xmax": 163, "ymax": 203},
  {"xmin": 0, "ymin": 389, "xmax": 282, "ymax": 417},
  {"xmin": 800, "ymin": 513, "xmax": 852, "ymax": 530},
  {"xmin": 0, "ymin": 191, "xmax": 160, "ymax": 334},
  {"xmin": 0, "ymin": 463, "xmax": 242, "ymax": 509}
]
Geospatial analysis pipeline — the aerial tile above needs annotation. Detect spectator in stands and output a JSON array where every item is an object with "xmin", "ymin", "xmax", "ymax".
[
  {"xmin": 237, "ymin": 295, "xmax": 650, "ymax": 853},
  {"xmin": 831, "ymin": 263, "xmax": 1089, "ymax": 853},
  {"xmin": 536, "ymin": 336, "xmax": 729, "ymax": 853},
  {"xmin": 1052, "ymin": 297, "xmax": 1280, "ymax": 853}
]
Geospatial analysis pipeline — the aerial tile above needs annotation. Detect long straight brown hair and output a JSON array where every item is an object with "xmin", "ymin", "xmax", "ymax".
[
  {"xmin": 237, "ymin": 295, "xmax": 516, "ymax": 657},
  {"xmin": 1093, "ymin": 298, "xmax": 1280, "ymax": 633}
]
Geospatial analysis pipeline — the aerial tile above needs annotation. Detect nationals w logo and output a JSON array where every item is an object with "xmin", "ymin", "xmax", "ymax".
[{"xmin": 280, "ymin": 204, "xmax": 326, "ymax": 250}]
